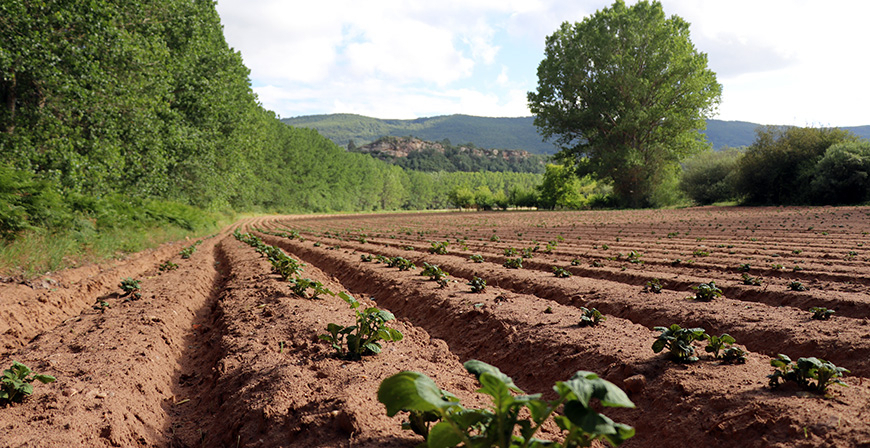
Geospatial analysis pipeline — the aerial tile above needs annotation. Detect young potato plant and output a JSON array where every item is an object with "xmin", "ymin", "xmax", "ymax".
[
  {"xmin": 691, "ymin": 281, "xmax": 723, "ymax": 301},
  {"xmin": 503, "ymin": 258, "xmax": 523, "ymax": 269},
  {"xmin": 388, "ymin": 257, "xmax": 416, "ymax": 271},
  {"xmin": 158, "ymin": 261, "xmax": 178, "ymax": 272},
  {"xmin": 741, "ymin": 273, "xmax": 762, "ymax": 286},
  {"xmin": 469, "ymin": 254, "xmax": 484, "ymax": 263},
  {"xmin": 788, "ymin": 281, "xmax": 807, "ymax": 291},
  {"xmin": 377, "ymin": 360, "xmax": 635, "ymax": 448},
  {"xmin": 180, "ymin": 240, "xmax": 202, "ymax": 259},
  {"xmin": 578, "ymin": 307, "xmax": 605, "ymax": 327},
  {"xmin": 552, "ymin": 266, "xmax": 571, "ymax": 278},
  {"xmin": 768, "ymin": 354, "xmax": 849, "ymax": 394},
  {"xmin": 290, "ymin": 277, "xmax": 334, "ymax": 299},
  {"xmin": 360, "ymin": 254, "xmax": 373, "ymax": 262},
  {"xmin": 429, "ymin": 241, "xmax": 450, "ymax": 255},
  {"xmin": 272, "ymin": 255, "xmax": 304, "ymax": 281},
  {"xmin": 643, "ymin": 278, "xmax": 663, "ymax": 294},
  {"xmin": 319, "ymin": 292, "xmax": 403, "ymax": 360},
  {"xmin": 810, "ymin": 306, "xmax": 835, "ymax": 320},
  {"xmin": 421, "ymin": 263, "xmax": 449, "ymax": 282},
  {"xmin": 705, "ymin": 334, "xmax": 745, "ymax": 363},
  {"xmin": 1, "ymin": 361, "xmax": 56, "ymax": 405},
  {"xmin": 468, "ymin": 277, "xmax": 486, "ymax": 293},
  {"xmin": 504, "ymin": 247, "xmax": 519, "ymax": 257},
  {"xmin": 120, "ymin": 277, "xmax": 141, "ymax": 296},
  {"xmin": 652, "ymin": 324, "xmax": 708, "ymax": 363}
]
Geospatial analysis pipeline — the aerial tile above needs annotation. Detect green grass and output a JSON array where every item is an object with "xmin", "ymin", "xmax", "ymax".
[{"xmin": 0, "ymin": 201, "xmax": 232, "ymax": 278}]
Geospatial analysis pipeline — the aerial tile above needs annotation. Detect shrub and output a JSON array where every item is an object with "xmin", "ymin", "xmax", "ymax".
[
  {"xmin": 810, "ymin": 141, "xmax": 870, "ymax": 204},
  {"xmin": 678, "ymin": 148, "xmax": 741, "ymax": 205}
]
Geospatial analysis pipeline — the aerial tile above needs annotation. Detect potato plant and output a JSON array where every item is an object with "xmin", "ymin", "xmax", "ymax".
[
  {"xmin": 429, "ymin": 241, "xmax": 450, "ymax": 255},
  {"xmin": 691, "ymin": 281, "xmax": 723, "ymax": 301},
  {"xmin": 295, "ymin": 277, "xmax": 334, "ymax": 299},
  {"xmin": 158, "ymin": 261, "xmax": 178, "ymax": 272},
  {"xmin": 1, "ymin": 361, "xmax": 56, "ymax": 405},
  {"xmin": 421, "ymin": 262, "xmax": 449, "ymax": 282},
  {"xmin": 469, "ymin": 254, "xmax": 484, "ymax": 263},
  {"xmin": 377, "ymin": 360, "xmax": 635, "ymax": 448},
  {"xmin": 704, "ymin": 334, "xmax": 744, "ymax": 363},
  {"xmin": 643, "ymin": 278, "xmax": 662, "ymax": 293},
  {"xmin": 319, "ymin": 292, "xmax": 403, "ymax": 360},
  {"xmin": 119, "ymin": 278, "xmax": 141, "ymax": 302},
  {"xmin": 741, "ymin": 273, "xmax": 762, "ymax": 286},
  {"xmin": 468, "ymin": 277, "xmax": 486, "ymax": 293},
  {"xmin": 810, "ymin": 306, "xmax": 835, "ymax": 320},
  {"xmin": 578, "ymin": 307, "xmax": 605, "ymax": 327},
  {"xmin": 503, "ymin": 258, "xmax": 523, "ymax": 269},
  {"xmin": 768, "ymin": 354, "xmax": 849, "ymax": 394},
  {"xmin": 788, "ymin": 281, "xmax": 807, "ymax": 291},
  {"xmin": 652, "ymin": 324, "xmax": 707, "ymax": 363},
  {"xmin": 388, "ymin": 256, "xmax": 416, "ymax": 271},
  {"xmin": 552, "ymin": 266, "xmax": 571, "ymax": 278}
]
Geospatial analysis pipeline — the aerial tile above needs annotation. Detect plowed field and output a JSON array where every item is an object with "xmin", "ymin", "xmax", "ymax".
[{"xmin": 2, "ymin": 207, "xmax": 869, "ymax": 448}]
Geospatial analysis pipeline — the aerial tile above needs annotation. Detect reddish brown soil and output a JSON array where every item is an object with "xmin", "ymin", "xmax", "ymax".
[{"xmin": 2, "ymin": 207, "xmax": 870, "ymax": 448}]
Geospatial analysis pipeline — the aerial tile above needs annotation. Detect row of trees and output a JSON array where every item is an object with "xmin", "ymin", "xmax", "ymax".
[
  {"xmin": 680, "ymin": 127, "xmax": 870, "ymax": 206},
  {"xmin": 0, "ymin": 0, "xmax": 546, "ymax": 240}
]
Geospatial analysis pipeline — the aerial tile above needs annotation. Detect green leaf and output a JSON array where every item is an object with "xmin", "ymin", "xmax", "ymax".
[
  {"xmin": 559, "ymin": 372, "xmax": 634, "ymax": 408},
  {"xmin": 651, "ymin": 339, "xmax": 666, "ymax": 353},
  {"xmin": 378, "ymin": 371, "xmax": 457, "ymax": 417},
  {"xmin": 427, "ymin": 421, "xmax": 463, "ymax": 448},
  {"xmin": 463, "ymin": 360, "xmax": 523, "ymax": 393}
]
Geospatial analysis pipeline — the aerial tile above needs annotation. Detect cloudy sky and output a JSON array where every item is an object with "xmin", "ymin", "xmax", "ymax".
[{"xmin": 215, "ymin": 0, "xmax": 870, "ymax": 126}]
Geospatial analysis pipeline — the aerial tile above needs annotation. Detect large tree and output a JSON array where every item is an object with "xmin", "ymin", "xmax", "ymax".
[{"xmin": 528, "ymin": 0, "xmax": 722, "ymax": 208}]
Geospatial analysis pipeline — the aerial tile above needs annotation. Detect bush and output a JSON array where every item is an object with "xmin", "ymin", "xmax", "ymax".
[
  {"xmin": 736, "ymin": 126, "xmax": 857, "ymax": 205},
  {"xmin": 679, "ymin": 148, "xmax": 741, "ymax": 204},
  {"xmin": 810, "ymin": 141, "xmax": 870, "ymax": 204}
]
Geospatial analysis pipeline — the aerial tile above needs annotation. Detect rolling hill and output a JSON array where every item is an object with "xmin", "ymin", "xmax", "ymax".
[{"xmin": 282, "ymin": 114, "xmax": 870, "ymax": 155}]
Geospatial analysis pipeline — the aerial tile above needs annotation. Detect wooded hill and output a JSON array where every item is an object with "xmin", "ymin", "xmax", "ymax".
[
  {"xmin": 283, "ymin": 114, "xmax": 870, "ymax": 154},
  {"xmin": 352, "ymin": 136, "xmax": 547, "ymax": 173}
]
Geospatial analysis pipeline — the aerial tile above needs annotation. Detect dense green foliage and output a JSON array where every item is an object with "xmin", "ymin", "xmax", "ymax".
[
  {"xmin": 0, "ymin": 0, "xmax": 544, "ymax": 268},
  {"xmin": 678, "ymin": 148, "xmax": 741, "ymax": 205},
  {"xmin": 737, "ymin": 126, "xmax": 858, "ymax": 204},
  {"xmin": 528, "ymin": 0, "xmax": 722, "ymax": 208}
]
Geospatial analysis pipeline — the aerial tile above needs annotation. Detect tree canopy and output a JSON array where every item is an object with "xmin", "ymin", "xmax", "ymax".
[{"xmin": 528, "ymin": 0, "xmax": 722, "ymax": 208}]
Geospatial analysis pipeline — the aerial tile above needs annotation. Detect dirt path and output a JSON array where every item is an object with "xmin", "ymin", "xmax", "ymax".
[{"xmin": 1, "ymin": 207, "xmax": 869, "ymax": 447}]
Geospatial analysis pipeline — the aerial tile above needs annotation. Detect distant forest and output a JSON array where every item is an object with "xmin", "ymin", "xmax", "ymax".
[{"xmin": 283, "ymin": 114, "xmax": 870, "ymax": 154}]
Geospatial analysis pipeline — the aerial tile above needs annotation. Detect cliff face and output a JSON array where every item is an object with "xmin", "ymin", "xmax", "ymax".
[{"xmin": 357, "ymin": 136, "xmax": 535, "ymax": 161}]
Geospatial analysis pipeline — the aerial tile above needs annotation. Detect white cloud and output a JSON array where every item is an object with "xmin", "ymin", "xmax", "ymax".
[{"xmin": 218, "ymin": 0, "xmax": 870, "ymax": 125}]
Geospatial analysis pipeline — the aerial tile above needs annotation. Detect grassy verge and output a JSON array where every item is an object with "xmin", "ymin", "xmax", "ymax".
[{"xmin": 0, "ymin": 199, "xmax": 234, "ymax": 278}]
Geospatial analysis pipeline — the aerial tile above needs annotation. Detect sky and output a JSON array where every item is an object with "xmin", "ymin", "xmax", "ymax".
[{"xmin": 214, "ymin": 0, "xmax": 870, "ymax": 127}]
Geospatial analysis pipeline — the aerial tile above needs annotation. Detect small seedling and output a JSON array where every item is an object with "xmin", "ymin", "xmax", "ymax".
[
  {"xmin": 120, "ymin": 278, "xmax": 140, "ymax": 296},
  {"xmin": 652, "ymin": 324, "xmax": 707, "ymax": 363},
  {"xmin": 722, "ymin": 346, "xmax": 747, "ymax": 364},
  {"xmin": 469, "ymin": 254, "xmax": 484, "ymax": 263},
  {"xmin": 421, "ymin": 263, "xmax": 449, "ymax": 282},
  {"xmin": 467, "ymin": 277, "xmax": 486, "ymax": 293},
  {"xmin": 429, "ymin": 241, "xmax": 449, "ymax": 255},
  {"xmin": 571, "ymin": 258, "xmax": 582, "ymax": 266},
  {"xmin": 387, "ymin": 257, "xmax": 416, "ymax": 271},
  {"xmin": 768, "ymin": 354, "xmax": 849, "ymax": 394},
  {"xmin": 691, "ymin": 281, "xmax": 723, "ymax": 301},
  {"xmin": 788, "ymin": 281, "xmax": 807, "ymax": 291},
  {"xmin": 289, "ymin": 277, "xmax": 334, "ymax": 299},
  {"xmin": 552, "ymin": 266, "xmax": 571, "ymax": 278},
  {"xmin": 360, "ymin": 254, "xmax": 373, "ymax": 262},
  {"xmin": 705, "ymin": 334, "xmax": 736, "ymax": 360},
  {"xmin": 578, "ymin": 307, "xmax": 605, "ymax": 327},
  {"xmin": 158, "ymin": 261, "xmax": 178, "ymax": 272},
  {"xmin": 643, "ymin": 278, "xmax": 663, "ymax": 294},
  {"xmin": 319, "ymin": 292, "xmax": 403, "ymax": 360},
  {"xmin": 504, "ymin": 247, "xmax": 519, "ymax": 257},
  {"xmin": 503, "ymin": 257, "xmax": 523, "ymax": 269},
  {"xmin": 591, "ymin": 260, "xmax": 603, "ymax": 268},
  {"xmin": 1, "ymin": 361, "xmax": 56, "ymax": 404},
  {"xmin": 741, "ymin": 273, "xmax": 762, "ymax": 286},
  {"xmin": 809, "ymin": 307, "xmax": 835, "ymax": 320}
]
